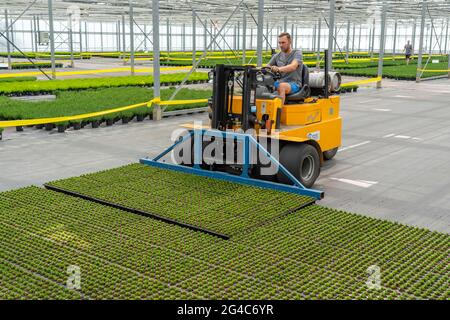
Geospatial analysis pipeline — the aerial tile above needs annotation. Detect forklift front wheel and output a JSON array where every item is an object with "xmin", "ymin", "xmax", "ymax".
[{"xmin": 277, "ymin": 143, "xmax": 320, "ymax": 188}]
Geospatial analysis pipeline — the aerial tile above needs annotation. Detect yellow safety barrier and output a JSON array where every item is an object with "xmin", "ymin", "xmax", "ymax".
[
  {"xmin": 0, "ymin": 97, "xmax": 208, "ymax": 128},
  {"xmin": 340, "ymin": 76, "xmax": 382, "ymax": 87}
]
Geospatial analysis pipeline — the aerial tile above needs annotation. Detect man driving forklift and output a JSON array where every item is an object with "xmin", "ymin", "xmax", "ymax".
[{"xmin": 266, "ymin": 32, "xmax": 304, "ymax": 104}]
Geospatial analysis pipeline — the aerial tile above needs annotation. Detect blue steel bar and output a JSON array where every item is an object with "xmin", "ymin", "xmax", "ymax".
[{"xmin": 140, "ymin": 129, "xmax": 324, "ymax": 200}]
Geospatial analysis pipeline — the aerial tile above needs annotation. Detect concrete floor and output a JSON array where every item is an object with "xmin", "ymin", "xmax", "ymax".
[{"xmin": 1, "ymin": 78, "xmax": 450, "ymax": 234}]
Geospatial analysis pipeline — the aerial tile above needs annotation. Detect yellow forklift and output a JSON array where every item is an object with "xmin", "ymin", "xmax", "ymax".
[{"xmin": 140, "ymin": 51, "xmax": 341, "ymax": 200}]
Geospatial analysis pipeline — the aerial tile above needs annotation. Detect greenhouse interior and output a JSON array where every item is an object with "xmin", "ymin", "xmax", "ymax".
[{"xmin": 0, "ymin": 0, "xmax": 449, "ymax": 304}]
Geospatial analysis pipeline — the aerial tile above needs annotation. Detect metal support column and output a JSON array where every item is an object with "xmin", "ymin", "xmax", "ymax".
[
  {"xmin": 79, "ymin": 19, "xmax": 83, "ymax": 53},
  {"xmin": 316, "ymin": 18, "xmax": 321, "ymax": 68},
  {"xmin": 192, "ymin": 11, "xmax": 196, "ymax": 64},
  {"xmin": 377, "ymin": 3, "xmax": 387, "ymax": 88},
  {"xmin": 152, "ymin": 0, "xmax": 161, "ymax": 121},
  {"xmin": 4, "ymin": 10, "xmax": 11, "ymax": 70},
  {"xmin": 117, "ymin": 21, "xmax": 121, "ymax": 52},
  {"xmin": 370, "ymin": 19, "xmax": 376, "ymax": 58},
  {"xmin": 33, "ymin": 15, "xmax": 39, "ymax": 52},
  {"xmin": 412, "ymin": 19, "xmax": 416, "ymax": 52},
  {"xmin": 233, "ymin": 25, "xmax": 237, "ymax": 51},
  {"xmin": 393, "ymin": 20, "xmax": 398, "ymax": 57},
  {"xmin": 358, "ymin": 24, "xmax": 362, "ymax": 52},
  {"xmin": 122, "ymin": 15, "xmax": 126, "ymax": 56},
  {"xmin": 327, "ymin": 0, "xmax": 335, "ymax": 70},
  {"xmin": 283, "ymin": 16, "xmax": 287, "ymax": 32},
  {"xmin": 291, "ymin": 24, "xmax": 297, "ymax": 48},
  {"xmin": 333, "ymin": 25, "xmax": 337, "ymax": 51},
  {"xmin": 237, "ymin": 20, "xmax": 240, "ymax": 52},
  {"xmin": 167, "ymin": 18, "xmax": 170, "ymax": 53},
  {"xmin": 68, "ymin": 14, "xmax": 75, "ymax": 68},
  {"xmin": 312, "ymin": 24, "xmax": 316, "ymax": 52},
  {"xmin": 242, "ymin": 10, "xmax": 247, "ymax": 64},
  {"xmin": 10, "ymin": 18, "xmax": 14, "ymax": 49},
  {"xmin": 30, "ymin": 19, "xmax": 34, "ymax": 52},
  {"xmin": 47, "ymin": 1, "xmax": 56, "ymax": 79},
  {"xmin": 345, "ymin": 20, "xmax": 350, "ymax": 60},
  {"xmin": 416, "ymin": 0, "xmax": 426, "ymax": 82},
  {"xmin": 256, "ymin": 0, "xmax": 264, "ymax": 67},
  {"xmin": 428, "ymin": 20, "xmax": 433, "ymax": 53},
  {"xmin": 352, "ymin": 22, "xmax": 355, "ymax": 52},
  {"xmin": 129, "ymin": 0, "xmax": 135, "ymax": 75},
  {"xmin": 444, "ymin": 18, "xmax": 449, "ymax": 53},
  {"xmin": 85, "ymin": 21, "xmax": 88, "ymax": 52},
  {"xmin": 203, "ymin": 20, "xmax": 207, "ymax": 52},
  {"xmin": 182, "ymin": 23, "xmax": 186, "ymax": 51},
  {"xmin": 295, "ymin": 26, "xmax": 298, "ymax": 49},
  {"xmin": 265, "ymin": 21, "xmax": 269, "ymax": 51},
  {"xmin": 100, "ymin": 22, "xmax": 104, "ymax": 52}
]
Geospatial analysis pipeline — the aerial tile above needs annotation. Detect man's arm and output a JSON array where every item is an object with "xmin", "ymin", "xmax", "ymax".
[
  {"xmin": 273, "ymin": 59, "xmax": 300, "ymax": 73},
  {"xmin": 272, "ymin": 50, "xmax": 302, "ymax": 73}
]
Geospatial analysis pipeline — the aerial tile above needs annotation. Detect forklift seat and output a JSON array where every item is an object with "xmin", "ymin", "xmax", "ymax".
[{"xmin": 285, "ymin": 64, "xmax": 311, "ymax": 102}]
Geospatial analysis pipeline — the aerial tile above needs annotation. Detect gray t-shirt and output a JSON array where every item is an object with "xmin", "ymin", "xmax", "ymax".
[
  {"xmin": 268, "ymin": 49, "xmax": 303, "ymax": 86},
  {"xmin": 404, "ymin": 44, "xmax": 413, "ymax": 55}
]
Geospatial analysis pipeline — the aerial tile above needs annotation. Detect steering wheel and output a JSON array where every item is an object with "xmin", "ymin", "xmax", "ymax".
[{"xmin": 261, "ymin": 66, "xmax": 281, "ymax": 79}]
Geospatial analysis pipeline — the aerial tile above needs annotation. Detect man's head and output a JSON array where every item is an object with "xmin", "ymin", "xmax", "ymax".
[
  {"xmin": 278, "ymin": 32, "xmax": 292, "ymax": 53},
  {"xmin": 407, "ymin": 40, "xmax": 410, "ymax": 44}
]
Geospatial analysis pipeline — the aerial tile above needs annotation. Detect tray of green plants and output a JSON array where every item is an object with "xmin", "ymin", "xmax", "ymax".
[
  {"xmin": 0, "ymin": 87, "xmax": 211, "ymax": 131},
  {"xmin": 332, "ymin": 59, "xmax": 407, "ymax": 70},
  {"xmin": 339, "ymin": 62, "xmax": 449, "ymax": 80},
  {"xmin": 11, "ymin": 62, "xmax": 63, "ymax": 69},
  {"xmin": 46, "ymin": 163, "xmax": 316, "ymax": 237},
  {"xmin": 0, "ymin": 76, "xmax": 37, "ymax": 83},
  {"xmin": 0, "ymin": 72, "xmax": 208, "ymax": 96},
  {"xmin": 0, "ymin": 180, "xmax": 448, "ymax": 299},
  {"xmin": 0, "ymin": 52, "xmax": 91, "ymax": 60}
]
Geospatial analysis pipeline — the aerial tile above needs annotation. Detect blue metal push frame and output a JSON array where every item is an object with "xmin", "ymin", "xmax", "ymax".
[{"xmin": 139, "ymin": 129, "xmax": 324, "ymax": 200}]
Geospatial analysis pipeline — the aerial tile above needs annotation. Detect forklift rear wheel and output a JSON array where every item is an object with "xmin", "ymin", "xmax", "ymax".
[
  {"xmin": 323, "ymin": 147, "xmax": 338, "ymax": 160},
  {"xmin": 277, "ymin": 143, "xmax": 320, "ymax": 188}
]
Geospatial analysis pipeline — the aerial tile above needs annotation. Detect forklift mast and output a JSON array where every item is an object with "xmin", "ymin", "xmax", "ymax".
[{"xmin": 211, "ymin": 65, "xmax": 256, "ymax": 132}]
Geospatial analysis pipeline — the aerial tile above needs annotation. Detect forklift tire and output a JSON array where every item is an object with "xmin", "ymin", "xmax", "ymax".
[
  {"xmin": 277, "ymin": 143, "xmax": 320, "ymax": 188},
  {"xmin": 323, "ymin": 147, "xmax": 338, "ymax": 160}
]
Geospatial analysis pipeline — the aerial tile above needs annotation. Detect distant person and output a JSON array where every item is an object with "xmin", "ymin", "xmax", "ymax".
[
  {"xmin": 266, "ymin": 32, "xmax": 303, "ymax": 105},
  {"xmin": 403, "ymin": 40, "xmax": 413, "ymax": 65}
]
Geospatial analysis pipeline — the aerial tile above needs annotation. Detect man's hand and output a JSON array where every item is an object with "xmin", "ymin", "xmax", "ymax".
[{"xmin": 271, "ymin": 65, "xmax": 280, "ymax": 73}]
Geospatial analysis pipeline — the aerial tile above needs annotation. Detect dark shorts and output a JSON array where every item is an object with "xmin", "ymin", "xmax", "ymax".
[
  {"xmin": 405, "ymin": 54, "xmax": 411, "ymax": 59},
  {"xmin": 274, "ymin": 81, "xmax": 300, "ymax": 94}
]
